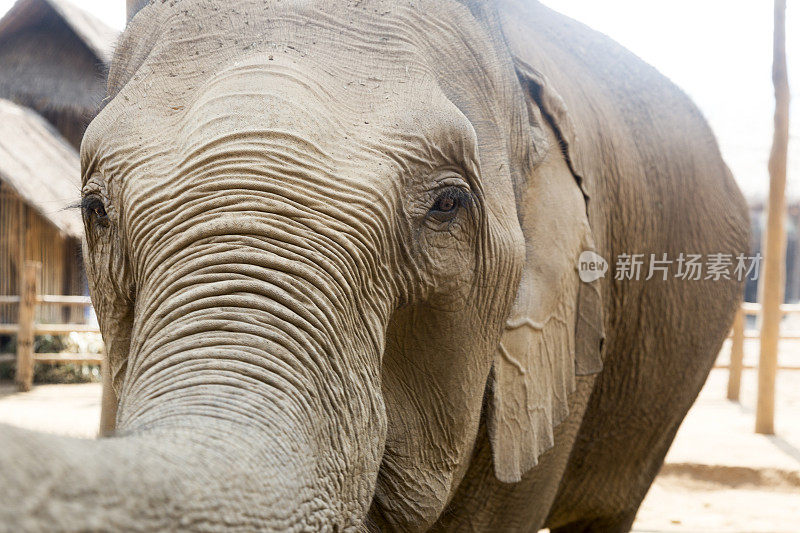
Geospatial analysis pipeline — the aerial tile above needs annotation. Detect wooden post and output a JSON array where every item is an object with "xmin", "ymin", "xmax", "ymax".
[
  {"xmin": 15, "ymin": 262, "xmax": 39, "ymax": 392},
  {"xmin": 756, "ymin": 0, "xmax": 790, "ymax": 435},
  {"xmin": 727, "ymin": 307, "xmax": 745, "ymax": 401}
]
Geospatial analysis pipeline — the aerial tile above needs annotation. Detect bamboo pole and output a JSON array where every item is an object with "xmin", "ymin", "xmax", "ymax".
[
  {"xmin": 15, "ymin": 262, "xmax": 39, "ymax": 392},
  {"xmin": 756, "ymin": 0, "xmax": 790, "ymax": 435},
  {"xmin": 727, "ymin": 308, "xmax": 745, "ymax": 400}
]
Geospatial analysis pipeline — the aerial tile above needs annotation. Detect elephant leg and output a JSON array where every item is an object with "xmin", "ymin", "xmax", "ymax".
[
  {"xmin": 430, "ymin": 375, "xmax": 597, "ymax": 532},
  {"xmin": 544, "ymin": 346, "xmax": 706, "ymax": 531},
  {"xmin": 549, "ymin": 509, "xmax": 638, "ymax": 533},
  {"xmin": 545, "ymin": 278, "xmax": 736, "ymax": 531},
  {"xmin": 98, "ymin": 358, "xmax": 117, "ymax": 437}
]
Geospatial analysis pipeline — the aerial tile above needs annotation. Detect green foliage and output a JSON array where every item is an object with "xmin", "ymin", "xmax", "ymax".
[
  {"xmin": 33, "ymin": 363, "xmax": 100, "ymax": 384},
  {"xmin": 34, "ymin": 334, "xmax": 67, "ymax": 354},
  {"xmin": 0, "ymin": 334, "xmax": 101, "ymax": 384},
  {"xmin": 0, "ymin": 334, "xmax": 14, "ymax": 354},
  {"xmin": 0, "ymin": 361, "xmax": 12, "ymax": 380}
]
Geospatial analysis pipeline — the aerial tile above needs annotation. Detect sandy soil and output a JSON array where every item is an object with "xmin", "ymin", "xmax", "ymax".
[
  {"xmin": 0, "ymin": 382, "xmax": 100, "ymax": 438},
  {"xmin": 634, "ymin": 474, "xmax": 800, "ymax": 532},
  {"xmin": 633, "ymin": 356, "xmax": 800, "ymax": 533}
]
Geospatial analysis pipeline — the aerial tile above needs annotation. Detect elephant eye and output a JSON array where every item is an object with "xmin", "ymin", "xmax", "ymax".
[
  {"xmin": 81, "ymin": 195, "xmax": 109, "ymax": 226},
  {"xmin": 433, "ymin": 195, "xmax": 457, "ymax": 213},
  {"xmin": 428, "ymin": 187, "xmax": 471, "ymax": 223}
]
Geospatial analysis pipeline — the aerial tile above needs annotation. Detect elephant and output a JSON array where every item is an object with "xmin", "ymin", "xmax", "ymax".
[{"xmin": 0, "ymin": 0, "xmax": 749, "ymax": 531}]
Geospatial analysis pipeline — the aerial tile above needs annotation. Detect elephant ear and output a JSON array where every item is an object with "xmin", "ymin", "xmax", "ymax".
[{"xmin": 487, "ymin": 59, "xmax": 605, "ymax": 483}]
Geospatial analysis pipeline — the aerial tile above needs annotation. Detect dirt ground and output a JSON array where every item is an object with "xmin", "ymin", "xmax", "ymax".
[
  {"xmin": 0, "ymin": 341, "xmax": 798, "ymax": 532},
  {"xmin": 634, "ymin": 339, "xmax": 800, "ymax": 533},
  {"xmin": 635, "ymin": 475, "xmax": 799, "ymax": 532},
  {"xmin": 0, "ymin": 381, "xmax": 100, "ymax": 437}
]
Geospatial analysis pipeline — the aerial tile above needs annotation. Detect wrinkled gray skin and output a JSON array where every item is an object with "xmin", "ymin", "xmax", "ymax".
[{"xmin": 0, "ymin": 1, "xmax": 748, "ymax": 531}]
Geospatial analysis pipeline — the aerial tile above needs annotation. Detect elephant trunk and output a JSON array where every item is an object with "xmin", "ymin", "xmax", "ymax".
[
  {"xmin": 0, "ymin": 417, "xmax": 324, "ymax": 529},
  {"xmin": 0, "ymin": 236, "xmax": 388, "ymax": 530}
]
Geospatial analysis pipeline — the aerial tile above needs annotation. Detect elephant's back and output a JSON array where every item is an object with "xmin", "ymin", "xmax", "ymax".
[
  {"xmin": 498, "ymin": 0, "xmax": 749, "ymax": 265},
  {"xmin": 498, "ymin": 1, "xmax": 749, "ymax": 528}
]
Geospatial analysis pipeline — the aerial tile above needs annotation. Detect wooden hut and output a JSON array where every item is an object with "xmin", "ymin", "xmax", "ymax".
[
  {"xmin": 0, "ymin": 98, "xmax": 84, "ymax": 325},
  {"xmin": 0, "ymin": 0, "xmax": 117, "ymax": 149},
  {"xmin": 0, "ymin": 0, "xmax": 117, "ymax": 331},
  {"xmin": 746, "ymin": 200, "xmax": 800, "ymax": 304}
]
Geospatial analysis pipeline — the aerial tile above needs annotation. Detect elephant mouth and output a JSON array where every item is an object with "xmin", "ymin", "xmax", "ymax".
[
  {"xmin": 365, "ymin": 483, "xmax": 446, "ymax": 532},
  {"xmin": 364, "ymin": 496, "xmax": 392, "ymax": 532},
  {"xmin": 363, "ymin": 453, "xmax": 438, "ymax": 531},
  {"xmin": 361, "ymin": 452, "xmax": 392, "ymax": 530},
  {"xmin": 364, "ymin": 451, "xmax": 408, "ymax": 531}
]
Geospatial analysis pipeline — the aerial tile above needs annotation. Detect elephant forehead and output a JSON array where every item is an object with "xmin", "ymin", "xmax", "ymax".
[
  {"xmin": 176, "ymin": 54, "xmax": 479, "ymax": 160},
  {"xmin": 84, "ymin": 56, "xmax": 482, "ymax": 198},
  {"xmin": 82, "ymin": 0, "xmax": 523, "ymax": 207},
  {"xmin": 174, "ymin": 57, "xmax": 347, "ymax": 156},
  {"xmin": 101, "ymin": 0, "xmax": 512, "ymax": 120}
]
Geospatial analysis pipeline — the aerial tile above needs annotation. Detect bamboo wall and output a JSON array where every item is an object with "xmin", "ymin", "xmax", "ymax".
[
  {"xmin": 39, "ymin": 109, "xmax": 89, "ymax": 152},
  {"xmin": 0, "ymin": 181, "xmax": 86, "ymax": 325}
]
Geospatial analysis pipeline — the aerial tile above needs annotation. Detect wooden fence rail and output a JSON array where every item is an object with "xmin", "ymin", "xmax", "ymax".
[
  {"xmin": 0, "ymin": 295, "xmax": 93, "ymax": 305},
  {"xmin": 725, "ymin": 302, "xmax": 800, "ymax": 402},
  {"xmin": 5, "ymin": 263, "xmax": 798, "ymax": 410},
  {"xmin": 6, "ymin": 262, "xmax": 101, "ymax": 392}
]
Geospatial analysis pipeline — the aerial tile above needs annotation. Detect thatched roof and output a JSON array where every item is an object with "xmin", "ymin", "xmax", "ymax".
[
  {"xmin": 0, "ymin": 0, "xmax": 117, "ymax": 63},
  {"xmin": 0, "ymin": 98, "xmax": 82, "ymax": 238},
  {"xmin": 0, "ymin": 0, "xmax": 117, "ymax": 117}
]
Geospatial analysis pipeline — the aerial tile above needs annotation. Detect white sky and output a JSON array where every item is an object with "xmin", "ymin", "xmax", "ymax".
[{"xmin": 0, "ymin": 0, "xmax": 796, "ymax": 200}]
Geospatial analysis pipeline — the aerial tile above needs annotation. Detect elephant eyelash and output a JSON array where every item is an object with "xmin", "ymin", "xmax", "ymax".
[
  {"xmin": 430, "ymin": 187, "xmax": 473, "ymax": 213},
  {"xmin": 80, "ymin": 195, "xmax": 110, "ymax": 225},
  {"xmin": 425, "ymin": 187, "xmax": 475, "ymax": 228}
]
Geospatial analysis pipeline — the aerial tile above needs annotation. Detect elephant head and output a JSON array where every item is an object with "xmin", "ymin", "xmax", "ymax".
[{"xmin": 2, "ymin": 1, "xmax": 604, "ymax": 530}]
